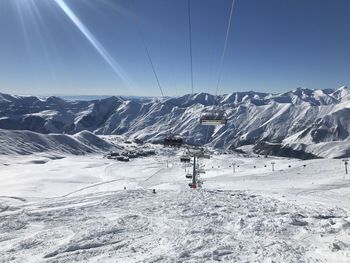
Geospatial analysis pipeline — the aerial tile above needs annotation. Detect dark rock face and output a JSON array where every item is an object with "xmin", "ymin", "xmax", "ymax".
[{"xmin": 253, "ymin": 142, "xmax": 320, "ymax": 160}]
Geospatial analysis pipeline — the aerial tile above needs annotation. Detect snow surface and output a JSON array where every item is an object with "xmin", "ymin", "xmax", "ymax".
[{"xmin": 1, "ymin": 146, "xmax": 350, "ymax": 262}]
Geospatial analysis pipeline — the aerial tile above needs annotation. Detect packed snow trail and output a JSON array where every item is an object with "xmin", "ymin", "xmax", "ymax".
[
  {"xmin": 0, "ymin": 189, "xmax": 349, "ymax": 262},
  {"xmin": 1, "ymin": 151, "xmax": 350, "ymax": 262}
]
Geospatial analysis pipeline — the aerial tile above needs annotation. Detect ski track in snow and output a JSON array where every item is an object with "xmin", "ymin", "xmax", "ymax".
[
  {"xmin": 0, "ymin": 151, "xmax": 350, "ymax": 262},
  {"xmin": 1, "ymin": 189, "xmax": 349, "ymax": 263}
]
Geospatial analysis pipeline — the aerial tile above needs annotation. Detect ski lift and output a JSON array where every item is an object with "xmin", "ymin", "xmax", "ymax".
[
  {"xmin": 200, "ymin": 109, "xmax": 228, "ymax": 125},
  {"xmin": 180, "ymin": 155, "xmax": 191, "ymax": 163},
  {"xmin": 164, "ymin": 123, "xmax": 183, "ymax": 147},
  {"xmin": 197, "ymin": 150, "xmax": 210, "ymax": 159},
  {"xmin": 199, "ymin": 153, "xmax": 210, "ymax": 159},
  {"xmin": 197, "ymin": 168, "xmax": 206, "ymax": 174},
  {"xmin": 185, "ymin": 173, "xmax": 192, "ymax": 179},
  {"xmin": 164, "ymin": 135, "xmax": 183, "ymax": 147}
]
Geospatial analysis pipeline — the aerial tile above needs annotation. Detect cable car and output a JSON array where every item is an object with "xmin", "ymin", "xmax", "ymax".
[
  {"xmin": 164, "ymin": 135, "xmax": 183, "ymax": 147},
  {"xmin": 200, "ymin": 110, "xmax": 228, "ymax": 125}
]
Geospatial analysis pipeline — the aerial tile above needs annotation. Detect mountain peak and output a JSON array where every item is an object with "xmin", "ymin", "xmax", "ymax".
[{"xmin": 332, "ymin": 86, "xmax": 350, "ymax": 101}]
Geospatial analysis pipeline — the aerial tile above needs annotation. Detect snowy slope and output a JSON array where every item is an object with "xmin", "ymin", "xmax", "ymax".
[
  {"xmin": 0, "ymin": 151, "xmax": 350, "ymax": 262},
  {"xmin": 0, "ymin": 129, "xmax": 118, "ymax": 155},
  {"xmin": 1, "ymin": 189, "xmax": 348, "ymax": 263},
  {"xmin": 1, "ymin": 87, "xmax": 350, "ymax": 158}
]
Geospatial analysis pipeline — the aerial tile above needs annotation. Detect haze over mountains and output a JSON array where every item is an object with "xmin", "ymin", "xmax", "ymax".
[{"xmin": 1, "ymin": 86, "xmax": 350, "ymax": 158}]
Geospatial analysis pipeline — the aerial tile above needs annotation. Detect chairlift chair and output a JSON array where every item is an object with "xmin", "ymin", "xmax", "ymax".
[
  {"xmin": 197, "ymin": 152, "xmax": 210, "ymax": 159},
  {"xmin": 185, "ymin": 173, "xmax": 192, "ymax": 179},
  {"xmin": 164, "ymin": 135, "xmax": 183, "ymax": 147},
  {"xmin": 197, "ymin": 168, "xmax": 206, "ymax": 174},
  {"xmin": 188, "ymin": 182, "xmax": 195, "ymax": 188},
  {"xmin": 200, "ymin": 109, "xmax": 228, "ymax": 125},
  {"xmin": 180, "ymin": 155, "xmax": 191, "ymax": 163}
]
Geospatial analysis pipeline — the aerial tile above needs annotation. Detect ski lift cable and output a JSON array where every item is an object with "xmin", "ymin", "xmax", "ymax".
[
  {"xmin": 198, "ymin": 1, "xmax": 234, "ymax": 127},
  {"xmin": 214, "ymin": 0, "xmax": 235, "ymax": 104},
  {"xmin": 128, "ymin": 0, "xmax": 165, "ymax": 97},
  {"xmin": 188, "ymin": 0, "xmax": 194, "ymax": 95}
]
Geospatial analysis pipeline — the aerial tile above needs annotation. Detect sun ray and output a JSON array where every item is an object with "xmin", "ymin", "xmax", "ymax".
[{"xmin": 54, "ymin": 0, "xmax": 133, "ymax": 90}]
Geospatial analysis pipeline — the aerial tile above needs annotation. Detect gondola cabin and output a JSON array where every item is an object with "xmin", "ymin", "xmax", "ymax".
[{"xmin": 200, "ymin": 110, "xmax": 228, "ymax": 125}]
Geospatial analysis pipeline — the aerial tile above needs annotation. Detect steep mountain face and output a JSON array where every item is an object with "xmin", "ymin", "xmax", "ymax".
[{"xmin": 1, "ymin": 86, "xmax": 350, "ymax": 158}]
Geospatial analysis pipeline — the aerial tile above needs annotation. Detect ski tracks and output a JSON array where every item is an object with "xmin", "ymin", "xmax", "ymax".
[{"xmin": 0, "ymin": 190, "xmax": 349, "ymax": 262}]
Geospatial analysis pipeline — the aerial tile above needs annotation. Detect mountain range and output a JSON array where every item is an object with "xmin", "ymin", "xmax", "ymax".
[{"xmin": 1, "ymin": 86, "xmax": 350, "ymax": 158}]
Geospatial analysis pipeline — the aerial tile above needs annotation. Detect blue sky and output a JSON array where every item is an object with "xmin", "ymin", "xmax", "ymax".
[{"xmin": 0, "ymin": 0, "xmax": 350, "ymax": 97}]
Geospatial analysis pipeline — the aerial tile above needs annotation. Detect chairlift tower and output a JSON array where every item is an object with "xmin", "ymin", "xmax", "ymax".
[
  {"xmin": 271, "ymin": 161, "xmax": 275, "ymax": 172},
  {"xmin": 343, "ymin": 159, "xmax": 349, "ymax": 175},
  {"xmin": 191, "ymin": 155, "xmax": 197, "ymax": 189},
  {"xmin": 185, "ymin": 147, "xmax": 210, "ymax": 189}
]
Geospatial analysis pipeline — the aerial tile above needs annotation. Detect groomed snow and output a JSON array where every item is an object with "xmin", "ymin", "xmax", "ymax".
[{"xmin": 0, "ymin": 148, "xmax": 349, "ymax": 262}]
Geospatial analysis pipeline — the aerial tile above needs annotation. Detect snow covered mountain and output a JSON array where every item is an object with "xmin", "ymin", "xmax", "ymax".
[
  {"xmin": 1, "ymin": 86, "xmax": 350, "ymax": 158},
  {"xmin": 0, "ymin": 129, "xmax": 118, "ymax": 155}
]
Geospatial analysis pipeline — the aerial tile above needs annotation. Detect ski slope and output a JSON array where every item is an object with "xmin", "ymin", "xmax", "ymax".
[{"xmin": 0, "ymin": 149, "xmax": 350, "ymax": 262}]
